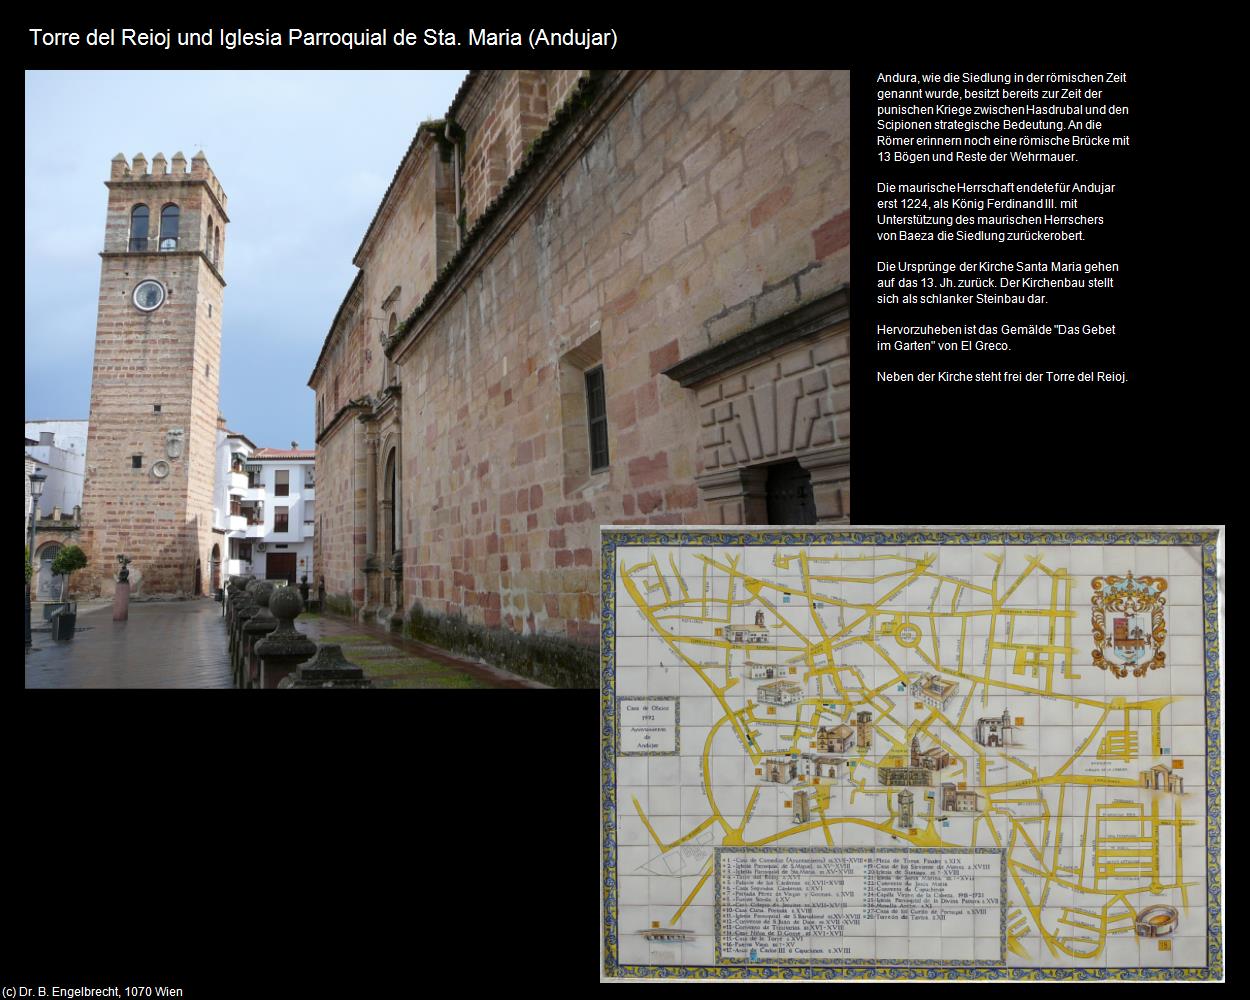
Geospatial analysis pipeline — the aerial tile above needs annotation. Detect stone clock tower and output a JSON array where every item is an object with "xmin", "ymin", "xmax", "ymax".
[{"xmin": 78, "ymin": 151, "xmax": 228, "ymax": 597}]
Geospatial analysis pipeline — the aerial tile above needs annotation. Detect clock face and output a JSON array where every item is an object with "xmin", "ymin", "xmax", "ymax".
[{"xmin": 133, "ymin": 280, "xmax": 165, "ymax": 311}]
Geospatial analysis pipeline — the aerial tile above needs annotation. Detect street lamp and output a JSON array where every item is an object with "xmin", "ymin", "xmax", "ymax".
[{"xmin": 25, "ymin": 467, "xmax": 47, "ymax": 650}]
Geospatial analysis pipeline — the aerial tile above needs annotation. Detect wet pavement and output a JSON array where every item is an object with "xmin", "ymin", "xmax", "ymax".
[
  {"xmin": 300, "ymin": 611, "xmax": 547, "ymax": 689},
  {"xmin": 25, "ymin": 598, "xmax": 232, "ymax": 688},
  {"xmin": 25, "ymin": 597, "xmax": 547, "ymax": 689}
]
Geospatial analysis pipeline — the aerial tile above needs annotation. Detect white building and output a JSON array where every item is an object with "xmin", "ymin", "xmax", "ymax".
[
  {"xmin": 211, "ymin": 417, "xmax": 315, "ymax": 588},
  {"xmin": 25, "ymin": 442, "xmax": 37, "ymax": 540},
  {"xmin": 24, "ymin": 420, "xmax": 88, "ymax": 518}
]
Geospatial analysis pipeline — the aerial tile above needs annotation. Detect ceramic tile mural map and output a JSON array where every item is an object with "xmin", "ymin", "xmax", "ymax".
[{"xmin": 600, "ymin": 529, "xmax": 1222, "ymax": 980}]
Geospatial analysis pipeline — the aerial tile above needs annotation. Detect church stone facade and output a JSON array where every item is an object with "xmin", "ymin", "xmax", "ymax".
[
  {"xmin": 310, "ymin": 70, "xmax": 850, "ymax": 680},
  {"xmin": 77, "ymin": 151, "xmax": 228, "ymax": 597}
]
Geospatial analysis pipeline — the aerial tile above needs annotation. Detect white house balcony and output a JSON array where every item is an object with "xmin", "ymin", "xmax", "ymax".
[
  {"xmin": 228, "ymin": 514, "xmax": 247, "ymax": 532},
  {"xmin": 228, "ymin": 470, "xmax": 248, "ymax": 492},
  {"xmin": 303, "ymin": 519, "xmax": 315, "ymax": 536}
]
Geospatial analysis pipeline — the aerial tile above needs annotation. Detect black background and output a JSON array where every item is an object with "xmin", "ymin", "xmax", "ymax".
[{"xmin": 19, "ymin": 16, "xmax": 1224, "ymax": 990}]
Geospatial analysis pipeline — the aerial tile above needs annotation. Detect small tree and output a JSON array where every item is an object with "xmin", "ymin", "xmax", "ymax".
[{"xmin": 51, "ymin": 544, "xmax": 88, "ymax": 601}]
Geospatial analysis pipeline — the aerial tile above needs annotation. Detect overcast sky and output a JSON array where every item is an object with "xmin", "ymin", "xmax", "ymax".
[{"xmin": 25, "ymin": 69, "xmax": 467, "ymax": 449}]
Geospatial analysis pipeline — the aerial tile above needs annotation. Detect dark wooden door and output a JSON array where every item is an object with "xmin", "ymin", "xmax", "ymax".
[
  {"xmin": 766, "ymin": 460, "xmax": 817, "ymax": 525},
  {"xmin": 266, "ymin": 552, "xmax": 298, "ymax": 584}
]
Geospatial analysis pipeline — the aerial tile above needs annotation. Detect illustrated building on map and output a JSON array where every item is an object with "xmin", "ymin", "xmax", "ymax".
[
  {"xmin": 940, "ymin": 782, "xmax": 981, "ymax": 813},
  {"xmin": 799, "ymin": 753, "xmax": 843, "ymax": 779},
  {"xmin": 878, "ymin": 765, "xmax": 933, "ymax": 787},
  {"xmin": 856, "ymin": 710, "xmax": 872, "ymax": 748},
  {"xmin": 1140, "ymin": 763, "xmax": 1184, "ymax": 794},
  {"xmin": 640, "ymin": 927, "xmax": 696, "ymax": 942},
  {"xmin": 897, "ymin": 790, "xmax": 914, "ymax": 828},
  {"xmin": 763, "ymin": 757, "xmax": 798, "ymax": 783},
  {"xmin": 758, "ymin": 680, "xmax": 803, "ymax": 706},
  {"xmin": 916, "ymin": 746, "xmax": 951, "ymax": 771},
  {"xmin": 908, "ymin": 735, "xmax": 950, "ymax": 771},
  {"xmin": 975, "ymin": 709, "xmax": 1016, "ymax": 747},
  {"xmin": 815, "ymin": 724, "xmax": 855, "ymax": 753},
  {"xmin": 726, "ymin": 611, "xmax": 771, "ymax": 644},
  {"xmin": 1133, "ymin": 905, "xmax": 1179, "ymax": 938},
  {"xmin": 744, "ymin": 661, "xmax": 780, "ymax": 680},
  {"xmin": 792, "ymin": 789, "xmax": 811, "ymax": 824},
  {"xmin": 911, "ymin": 673, "xmax": 959, "ymax": 711}
]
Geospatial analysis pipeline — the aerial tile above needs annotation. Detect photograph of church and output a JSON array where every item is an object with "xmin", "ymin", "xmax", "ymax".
[{"xmin": 309, "ymin": 70, "xmax": 850, "ymax": 681}]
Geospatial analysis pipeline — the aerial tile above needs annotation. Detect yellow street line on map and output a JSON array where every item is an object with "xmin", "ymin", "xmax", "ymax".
[
  {"xmin": 740, "ymin": 787, "xmax": 760, "ymax": 830},
  {"xmin": 1000, "ymin": 556, "xmax": 1040, "ymax": 604},
  {"xmin": 670, "ymin": 858, "xmax": 713, "ymax": 924},
  {"xmin": 632, "ymin": 797, "xmax": 719, "ymax": 852},
  {"xmin": 669, "ymin": 553, "xmax": 689, "ymax": 599}
]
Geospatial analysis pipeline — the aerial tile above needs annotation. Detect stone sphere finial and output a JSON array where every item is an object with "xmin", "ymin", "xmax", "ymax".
[
  {"xmin": 254, "ymin": 580, "xmax": 276, "ymax": 608},
  {"xmin": 269, "ymin": 585, "xmax": 303, "ymax": 631}
]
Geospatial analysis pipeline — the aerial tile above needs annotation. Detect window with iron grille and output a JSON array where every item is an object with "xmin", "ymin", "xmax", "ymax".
[
  {"xmin": 274, "ymin": 506, "xmax": 289, "ymax": 533},
  {"xmin": 274, "ymin": 469, "xmax": 290, "ymax": 496},
  {"xmin": 585, "ymin": 366, "xmax": 609, "ymax": 471}
]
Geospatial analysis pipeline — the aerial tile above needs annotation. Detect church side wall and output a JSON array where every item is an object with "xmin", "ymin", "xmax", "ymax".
[
  {"xmin": 314, "ymin": 416, "xmax": 366, "ymax": 613},
  {"xmin": 392, "ymin": 70, "xmax": 849, "ymax": 647}
]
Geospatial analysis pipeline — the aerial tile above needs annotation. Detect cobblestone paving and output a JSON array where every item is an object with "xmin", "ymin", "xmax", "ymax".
[{"xmin": 25, "ymin": 598, "xmax": 232, "ymax": 688}]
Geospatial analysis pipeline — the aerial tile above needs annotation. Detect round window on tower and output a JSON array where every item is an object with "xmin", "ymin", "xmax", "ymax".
[{"xmin": 133, "ymin": 280, "xmax": 165, "ymax": 311}]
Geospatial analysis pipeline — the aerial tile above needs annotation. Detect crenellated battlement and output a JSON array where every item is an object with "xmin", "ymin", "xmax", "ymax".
[{"xmin": 109, "ymin": 149, "xmax": 228, "ymax": 209}]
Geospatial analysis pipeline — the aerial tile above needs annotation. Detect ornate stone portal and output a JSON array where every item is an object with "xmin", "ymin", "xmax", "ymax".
[{"xmin": 664, "ymin": 287, "xmax": 849, "ymax": 524}]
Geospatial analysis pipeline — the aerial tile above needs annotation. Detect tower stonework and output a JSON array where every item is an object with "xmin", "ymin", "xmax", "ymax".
[{"xmin": 78, "ymin": 152, "xmax": 228, "ymax": 596}]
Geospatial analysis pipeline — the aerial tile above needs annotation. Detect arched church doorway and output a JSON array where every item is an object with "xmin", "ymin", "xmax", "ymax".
[
  {"xmin": 384, "ymin": 449, "xmax": 398, "ymax": 559},
  {"xmin": 382, "ymin": 447, "xmax": 400, "ymax": 614}
]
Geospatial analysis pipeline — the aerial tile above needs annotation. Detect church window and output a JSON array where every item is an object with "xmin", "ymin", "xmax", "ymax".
[
  {"xmin": 159, "ymin": 204, "xmax": 180, "ymax": 250},
  {"xmin": 558, "ymin": 333, "xmax": 604, "ymax": 494},
  {"xmin": 385, "ymin": 314, "xmax": 398, "ymax": 385},
  {"xmin": 129, "ymin": 205, "xmax": 149, "ymax": 251},
  {"xmin": 585, "ymin": 366, "xmax": 610, "ymax": 472}
]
